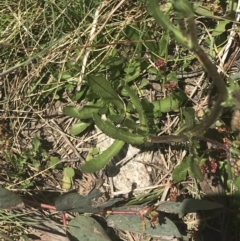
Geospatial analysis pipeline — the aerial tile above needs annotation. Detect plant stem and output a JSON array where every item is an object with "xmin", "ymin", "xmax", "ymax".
[
  {"xmin": 150, "ymin": 12, "xmax": 228, "ymax": 144},
  {"xmin": 186, "ymin": 17, "xmax": 228, "ymax": 136}
]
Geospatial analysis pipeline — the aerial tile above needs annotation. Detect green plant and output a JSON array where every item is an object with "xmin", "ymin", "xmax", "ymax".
[
  {"xmin": 4, "ymin": 137, "xmax": 48, "ymax": 188},
  {"xmin": 0, "ymin": 187, "xmax": 225, "ymax": 241},
  {"xmin": 63, "ymin": 0, "xmax": 231, "ymax": 183},
  {"xmin": 1, "ymin": 0, "xmax": 239, "ymax": 240}
]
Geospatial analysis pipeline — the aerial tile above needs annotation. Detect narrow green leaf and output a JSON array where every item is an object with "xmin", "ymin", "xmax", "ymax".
[
  {"xmin": 194, "ymin": 3, "xmax": 212, "ymax": 17},
  {"xmin": 71, "ymin": 86, "xmax": 88, "ymax": 101},
  {"xmin": 159, "ymin": 32, "xmax": 170, "ymax": 57},
  {"xmin": 70, "ymin": 121, "xmax": 92, "ymax": 135},
  {"xmin": 107, "ymin": 105, "xmax": 125, "ymax": 123},
  {"xmin": 123, "ymin": 118, "xmax": 143, "ymax": 131},
  {"xmin": 81, "ymin": 140, "xmax": 125, "ymax": 173},
  {"xmin": 103, "ymin": 56, "xmax": 124, "ymax": 67},
  {"xmin": 93, "ymin": 113, "xmax": 146, "ymax": 144},
  {"xmin": 87, "ymin": 75, "xmax": 124, "ymax": 110},
  {"xmin": 123, "ymin": 84, "xmax": 149, "ymax": 131},
  {"xmin": 189, "ymin": 159, "xmax": 204, "ymax": 181},
  {"xmin": 183, "ymin": 107, "xmax": 195, "ymax": 129},
  {"xmin": 63, "ymin": 105, "xmax": 102, "ymax": 119},
  {"xmin": 171, "ymin": 0, "xmax": 195, "ymax": 18},
  {"xmin": 138, "ymin": 78, "xmax": 149, "ymax": 89},
  {"xmin": 147, "ymin": 0, "xmax": 187, "ymax": 47},
  {"xmin": 157, "ymin": 199, "xmax": 223, "ymax": 214}
]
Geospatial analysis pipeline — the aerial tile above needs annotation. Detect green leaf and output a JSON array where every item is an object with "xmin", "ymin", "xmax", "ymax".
[
  {"xmin": 126, "ymin": 188, "xmax": 163, "ymax": 206},
  {"xmin": 183, "ymin": 107, "xmax": 195, "ymax": 128},
  {"xmin": 123, "ymin": 118, "xmax": 144, "ymax": 131},
  {"xmin": 93, "ymin": 113, "xmax": 146, "ymax": 144},
  {"xmin": 71, "ymin": 86, "xmax": 88, "ymax": 101},
  {"xmin": 172, "ymin": 157, "xmax": 190, "ymax": 182},
  {"xmin": 81, "ymin": 140, "xmax": 125, "ymax": 173},
  {"xmin": 68, "ymin": 216, "xmax": 111, "ymax": 241},
  {"xmin": 87, "ymin": 75, "xmax": 124, "ymax": 110},
  {"xmin": 234, "ymin": 177, "xmax": 240, "ymax": 194},
  {"xmin": 32, "ymin": 137, "xmax": 41, "ymax": 152},
  {"xmin": 0, "ymin": 187, "xmax": 22, "ymax": 209},
  {"xmin": 123, "ymin": 61, "xmax": 141, "ymax": 83},
  {"xmin": 159, "ymin": 32, "xmax": 170, "ymax": 57},
  {"xmin": 64, "ymin": 167, "xmax": 75, "ymax": 178},
  {"xmin": 63, "ymin": 105, "xmax": 100, "ymax": 119},
  {"xmin": 49, "ymin": 156, "xmax": 62, "ymax": 169},
  {"xmin": 211, "ymin": 20, "xmax": 228, "ymax": 37},
  {"xmin": 194, "ymin": 3, "xmax": 213, "ymax": 17},
  {"xmin": 107, "ymin": 213, "xmax": 181, "ymax": 239},
  {"xmin": 147, "ymin": 0, "xmax": 188, "ymax": 48},
  {"xmin": 138, "ymin": 78, "xmax": 149, "ymax": 89},
  {"xmin": 55, "ymin": 189, "xmax": 103, "ymax": 213},
  {"xmin": 172, "ymin": 0, "xmax": 195, "ymax": 19},
  {"xmin": 70, "ymin": 121, "xmax": 92, "ymax": 135},
  {"xmin": 123, "ymin": 84, "xmax": 149, "ymax": 131},
  {"xmin": 103, "ymin": 56, "xmax": 124, "ymax": 67},
  {"xmin": 90, "ymin": 147, "xmax": 100, "ymax": 155},
  {"xmin": 157, "ymin": 199, "xmax": 224, "ymax": 214},
  {"xmin": 125, "ymin": 25, "xmax": 141, "ymax": 42},
  {"xmin": 62, "ymin": 167, "xmax": 75, "ymax": 190},
  {"xmin": 152, "ymin": 91, "xmax": 187, "ymax": 114},
  {"xmin": 60, "ymin": 72, "xmax": 72, "ymax": 80},
  {"xmin": 107, "ymin": 105, "xmax": 125, "ymax": 123},
  {"xmin": 189, "ymin": 158, "xmax": 204, "ymax": 181}
]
